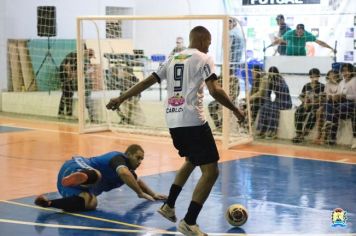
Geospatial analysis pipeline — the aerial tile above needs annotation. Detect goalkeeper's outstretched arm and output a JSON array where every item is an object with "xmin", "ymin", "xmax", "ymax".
[{"xmin": 106, "ymin": 75, "xmax": 158, "ymax": 111}]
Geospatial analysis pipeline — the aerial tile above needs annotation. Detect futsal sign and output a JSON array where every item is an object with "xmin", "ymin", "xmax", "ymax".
[{"xmin": 242, "ymin": 0, "xmax": 320, "ymax": 5}]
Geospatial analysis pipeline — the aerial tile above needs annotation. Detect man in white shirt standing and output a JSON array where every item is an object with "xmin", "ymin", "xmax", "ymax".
[{"xmin": 106, "ymin": 26, "xmax": 244, "ymax": 235}]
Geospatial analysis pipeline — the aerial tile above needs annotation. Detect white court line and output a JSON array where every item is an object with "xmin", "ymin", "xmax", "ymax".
[
  {"xmin": 336, "ymin": 158, "xmax": 350, "ymax": 163},
  {"xmin": 0, "ymin": 123, "xmax": 173, "ymax": 144},
  {"xmin": 0, "ymin": 219, "xmax": 354, "ymax": 236},
  {"xmin": 0, "ymin": 123, "xmax": 15, "ymax": 126},
  {"xmin": 0, "ymin": 201, "xmax": 247, "ymax": 236},
  {"xmin": 227, "ymin": 149, "xmax": 356, "ymax": 165},
  {"xmin": 0, "ymin": 218, "xmax": 160, "ymax": 234},
  {"xmin": 0, "ymin": 200, "xmax": 165, "ymax": 232}
]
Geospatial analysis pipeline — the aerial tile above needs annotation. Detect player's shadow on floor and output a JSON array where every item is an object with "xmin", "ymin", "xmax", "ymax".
[
  {"xmin": 226, "ymin": 226, "xmax": 246, "ymax": 234},
  {"xmin": 34, "ymin": 199, "xmax": 173, "ymax": 235}
]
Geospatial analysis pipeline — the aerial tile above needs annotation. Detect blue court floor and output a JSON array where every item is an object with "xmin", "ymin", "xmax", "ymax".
[
  {"xmin": 0, "ymin": 155, "xmax": 355, "ymax": 235},
  {"xmin": 0, "ymin": 125, "xmax": 30, "ymax": 133}
]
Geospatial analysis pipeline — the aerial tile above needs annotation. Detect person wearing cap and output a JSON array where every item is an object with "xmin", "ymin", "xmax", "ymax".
[
  {"xmin": 266, "ymin": 24, "xmax": 336, "ymax": 56},
  {"xmin": 292, "ymin": 68, "xmax": 325, "ymax": 143},
  {"xmin": 275, "ymin": 14, "xmax": 291, "ymax": 55}
]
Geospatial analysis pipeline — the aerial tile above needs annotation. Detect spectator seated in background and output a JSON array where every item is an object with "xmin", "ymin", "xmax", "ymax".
[
  {"xmin": 255, "ymin": 66, "xmax": 292, "ymax": 139},
  {"xmin": 324, "ymin": 63, "xmax": 356, "ymax": 148},
  {"xmin": 313, "ymin": 69, "xmax": 340, "ymax": 145},
  {"xmin": 292, "ymin": 68, "xmax": 325, "ymax": 143},
  {"xmin": 208, "ymin": 75, "xmax": 239, "ymax": 132}
]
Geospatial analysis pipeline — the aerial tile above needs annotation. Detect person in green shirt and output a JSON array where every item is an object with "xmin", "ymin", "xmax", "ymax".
[{"xmin": 266, "ymin": 24, "xmax": 336, "ymax": 56}]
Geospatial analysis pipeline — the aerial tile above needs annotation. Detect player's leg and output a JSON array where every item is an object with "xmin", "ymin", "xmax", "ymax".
[
  {"xmin": 168, "ymin": 160, "xmax": 195, "ymax": 206},
  {"xmin": 187, "ymin": 162, "xmax": 219, "ymax": 221},
  {"xmin": 178, "ymin": 123, "xmax": 219, "ymax": 236},
  {"xmin": 62, "ymin": 168, "xmax": 101, "ymax": 187},
  {"xmin": 35, "ymin": 158, "xmax": 101, "ymax": 211},
  {"xmin": 34, "ymin": 192, "xmax": 97, "ymax": 212},
  {"xmin": 158, "ymin": 125, "xmax": 198, "ymax": 223},
  {"xmin": 59, "ymin": 156, "xmax": 102, "ymax": 187},
  {"xmin": 178, "ymin": 162, "xmax": 218, "ymax": 236},
  {"xmin": 158, "ymin": 160, "xmax": 195, "ymax": 222}
]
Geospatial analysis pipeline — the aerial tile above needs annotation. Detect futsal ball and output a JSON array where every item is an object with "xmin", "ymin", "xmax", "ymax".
[{"xmin": 225, "ymin": 204, "xmax": 248, "ymax": 227}]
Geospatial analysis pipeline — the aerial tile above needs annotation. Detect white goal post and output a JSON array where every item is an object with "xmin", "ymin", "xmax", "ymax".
[{"xmin": 76, "ymin": 15, "xmax": 253, "ymax": 149}]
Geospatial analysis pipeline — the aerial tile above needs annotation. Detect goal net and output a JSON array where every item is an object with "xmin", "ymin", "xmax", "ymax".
[{"xmin": 76, "ymin": 15, "xmax": 253, "ymax": 148}]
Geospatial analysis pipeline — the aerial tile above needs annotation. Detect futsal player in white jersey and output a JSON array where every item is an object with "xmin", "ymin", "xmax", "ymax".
[{"xmin": 107, "ymin": 26, "xmax": 244, "ymax": 236}]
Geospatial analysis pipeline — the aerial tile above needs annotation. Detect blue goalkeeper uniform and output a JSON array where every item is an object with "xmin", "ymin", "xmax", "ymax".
[{"xmin": 57, "ymin": 151, "xmax": 137, "ymax": 197}]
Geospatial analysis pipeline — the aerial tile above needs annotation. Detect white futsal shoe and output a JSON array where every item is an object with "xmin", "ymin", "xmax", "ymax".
[
  {"xmin": 157, "ymin": 203, "xmax": 177, "ymax": 222},
  {"xmin": 178, "ymin": 219, "xmax": 208, "ymax": 236}
]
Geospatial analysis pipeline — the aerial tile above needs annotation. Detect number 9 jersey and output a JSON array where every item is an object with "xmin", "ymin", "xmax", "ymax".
[{"xmin": 154, "ymin": 48, "xmax": 216, "ymax": 128}]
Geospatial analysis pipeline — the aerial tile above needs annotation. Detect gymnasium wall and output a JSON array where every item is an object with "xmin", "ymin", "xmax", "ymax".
[
  {"xmin": 0, "ymin": 0, "xmax": 226, "ymax": 91},
  {"xmin": 226, "ymin": 0, "xmax": 356, "ymax": 63},
  {"xmin": 2, "ymin": 0, "xmax": 355, "ymax": 92},
  {"xmin": 0, "ymin": 0, "xmax": 136, "ymax": 91}
]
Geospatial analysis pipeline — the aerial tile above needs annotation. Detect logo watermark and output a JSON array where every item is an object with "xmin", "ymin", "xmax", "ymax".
[{"xmin": 331, "ymin": 208, "xmax": 347, "ymax": 227}]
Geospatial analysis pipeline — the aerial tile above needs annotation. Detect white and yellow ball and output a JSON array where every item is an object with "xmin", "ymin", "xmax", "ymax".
[{"xmin": 225, "ymin": 204, "xmax": 248, "ymax": 227}]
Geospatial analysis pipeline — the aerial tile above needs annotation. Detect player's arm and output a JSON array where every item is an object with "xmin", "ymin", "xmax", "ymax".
[
  {"xmin": 315, "ymin": 39, "xmax": 336, "ymax": 53},
  {"xmin": 137, "ymin": 179, "xmax": 167, "ymax": 200},
  {"xmin": 116, "ymin": 166, "xmax": 154, "ymax": 201},
  {"xmin": 106, "ymin": 74, "xmax": 158, "ymax": 110},
  {"xmin": 110, "ymin": 156, "xmax": 154, "ymax": 201},
  {"xmin": 205, "ymin": 73, "xmax": 244, "ymax": 121}
]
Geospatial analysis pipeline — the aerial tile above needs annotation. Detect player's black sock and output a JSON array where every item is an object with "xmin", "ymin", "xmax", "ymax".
[
  {"xmin": 184, "ymin": 201, "xmax": 202, "ymax": 225},
  {"xmin": 80, "ymin": 169, "xmax": 99, "ymax": 184},
  {"xmin": 50, "ymin": 196, "xmax": 86, "ymax": 212},
  {"xmin": 166, "ymin": 184, "xmax": 182, "ymax": 208}
]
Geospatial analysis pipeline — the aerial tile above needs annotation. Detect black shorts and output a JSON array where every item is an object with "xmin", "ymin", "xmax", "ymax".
[{"xmin": 169, "ymin": 122, "xmax": 219, "ymax": 166}]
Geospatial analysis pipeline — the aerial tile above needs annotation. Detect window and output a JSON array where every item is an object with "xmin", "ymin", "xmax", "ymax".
[{"xmin": 105, "ymin": 7, "xmax": 133, "ymax": 39}]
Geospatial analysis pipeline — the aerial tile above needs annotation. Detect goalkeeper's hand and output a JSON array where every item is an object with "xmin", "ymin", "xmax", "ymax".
[{"xmin": 106, "ymin": 97, "xmax": 123, "ymax": 111}]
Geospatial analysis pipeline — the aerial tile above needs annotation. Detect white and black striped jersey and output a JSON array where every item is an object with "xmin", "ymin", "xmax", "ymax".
[{"xmin": 155, "ymin": 48, "xmax": 216, "ymax": 128}]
